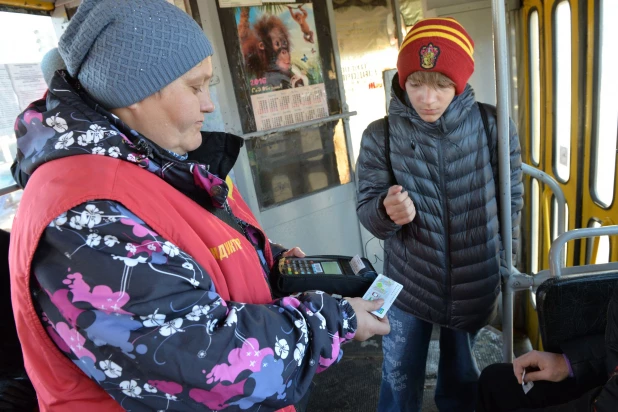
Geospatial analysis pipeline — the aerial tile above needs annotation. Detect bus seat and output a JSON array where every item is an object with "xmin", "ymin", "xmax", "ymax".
[
  {"xmin": 536, "ymin": 272, "xmax": 618, "ymax": 353},
  {"xmin": 0, "ymin": 229, "xmax": 37, "ymax": 411}
]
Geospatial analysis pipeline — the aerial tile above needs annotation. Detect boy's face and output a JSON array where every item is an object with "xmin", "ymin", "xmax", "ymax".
[{"xmin": 405, "ymin": 76, "xmax": 456, "ymax": 123}]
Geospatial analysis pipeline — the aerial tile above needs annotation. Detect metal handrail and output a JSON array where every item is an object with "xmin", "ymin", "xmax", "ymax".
[
  {"xmin": 241, "ymin": 111, "xmax": 357, "ymax": 140},
  {"xmin": 549, "ymin": 226, "xmax": 618, "ymax": 278},
  {"xmin": 522, "ymin": 163, "xmax": 567, "ymax": 260},
  {"xmin": 0, "ymin": 183, "xmax": 19, "ymax": 197}
]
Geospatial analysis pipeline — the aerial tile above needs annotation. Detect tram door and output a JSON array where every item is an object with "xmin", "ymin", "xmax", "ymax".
[{"xmin": 521, "ymin": 0, "xmax": 618, "ymax": 348}]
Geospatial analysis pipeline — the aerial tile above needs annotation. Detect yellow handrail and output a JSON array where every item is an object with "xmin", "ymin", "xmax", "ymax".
[{"xmin": 0, "ymin": 0, "xmax": 54, "ymax": 11}]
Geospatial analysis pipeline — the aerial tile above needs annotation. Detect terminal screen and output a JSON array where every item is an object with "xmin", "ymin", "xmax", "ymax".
[{"xmin": 321, "ymin": 261, "xmax": 342, "ymax": 275}]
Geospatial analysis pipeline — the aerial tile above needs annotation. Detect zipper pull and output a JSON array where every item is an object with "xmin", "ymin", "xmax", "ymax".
[{"xmin": 136, "ymin": 139, "xmax": 153, "ymax": 157}]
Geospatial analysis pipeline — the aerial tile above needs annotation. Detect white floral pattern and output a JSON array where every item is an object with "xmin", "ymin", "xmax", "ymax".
[
  {"xmin": 50, "ymin": 212, "xmax": 67, "ymax": 229},
  {"xmin": 160, "ymin": 318, "xmax": 184, "ymax": 336},
  {"xmin": 185, "ymin": 305, "xmax": 210, "ymax": 321},
  {"xmin": 80, "ymin": 205, "xmax": 102, "ymax": 229},
  {"xmin": 162, "ymin": 241, "xmax": 179, "ymax": 257},
  {"xmin": 54, "ymin": 131, "xmax": 75, "ymax": 150},
  {"xmin": 69, "ymin": 215, "xmax": 83, "ymax": 230},
  {"xmin": 141, "ymin": 309, "xmax": 166, "ymax": 328},
  {"xmin": 99, "ymin": 360, "xmax": 123, "ymax": 378},
  {"xmin": 143, "ymin": 383, "xmax": 157, "ymax": 393},
  {"xmin": 108, "ymin": 146, "xmax": 121, "ymax": 158},
  {"xmin": 274, "ymin": 338, "xmax": 289, "ymax": 359},
  {"xmin": 294, "ymin": 342, "xmax": 305, "ymax": 366},
  {"xmin": 125, "ymin": 243, "xmax": 137, "ymax": 254},
  {"xmin": 86, "ymin": 233, "xmax": 101, "ymax": 247},
  {"xmin": 77, "ymin": 134, "xmax": 93, "ymax": 146},
  {"xmin": 119, "ymin": 380, "xmax": 142, "ymax": 398},
  {"xmin": 104, "ymin": 235, "xmax": 119, "ymax": 247},
  {"xmin": 92, "ymin": 147, "xmax": 105, "ymax": 155},
  {"xmin": 46, "ymin": 114, "xmax": 68, "ymax": 133},
  {"xmin": 87, "ymin": 124, "xmax": 105, "ymax": 143}
]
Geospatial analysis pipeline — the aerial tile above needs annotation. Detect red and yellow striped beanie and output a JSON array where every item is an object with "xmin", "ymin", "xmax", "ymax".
[{"xmin": 397, "ymin": 17, "xmax": 474, "ymax": 95}]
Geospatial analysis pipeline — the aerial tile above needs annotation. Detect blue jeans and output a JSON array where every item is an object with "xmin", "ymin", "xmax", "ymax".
[{"xmin": 378, "ymin": 306, "xmax": 480, "ymax": 412}]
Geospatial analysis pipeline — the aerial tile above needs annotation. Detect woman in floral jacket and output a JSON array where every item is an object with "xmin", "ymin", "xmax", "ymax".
[{"xmin": 8, "ymin": 1, "xmax": 389, "ymax": 411}]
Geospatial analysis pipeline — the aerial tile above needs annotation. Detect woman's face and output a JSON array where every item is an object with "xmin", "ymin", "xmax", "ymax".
[{"xmin": 115, "ymin": 57, "xmax": 215, "ymax": 155}]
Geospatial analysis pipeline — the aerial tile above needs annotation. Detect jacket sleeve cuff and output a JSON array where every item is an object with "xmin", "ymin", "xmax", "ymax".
[
  {"xmin": 563, "ymin": 354, "xmax": 574, "ymax": 378},
  {"xmin": 341, "ymin": 298, "xmax": 357, "ymax": 340}
]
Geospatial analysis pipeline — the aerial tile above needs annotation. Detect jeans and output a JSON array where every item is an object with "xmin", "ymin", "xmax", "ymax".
[{"xmin": 378, "ymin": 305, "xmax": 480, "ymax": 412}]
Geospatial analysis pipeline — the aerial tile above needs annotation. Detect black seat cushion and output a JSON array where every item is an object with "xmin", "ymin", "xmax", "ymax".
[{"xmin": 537, "ymin": 272, "xmax": 618, "ymax": 353}]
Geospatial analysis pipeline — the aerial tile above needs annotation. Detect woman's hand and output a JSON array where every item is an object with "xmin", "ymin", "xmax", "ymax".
[
  {"xmin": 282, "ymin": 247, "xmax": 305, "ymax": 258},
  {"xmin": 346, "ymin": 297, "xmax": 391, "ymax": 341}
]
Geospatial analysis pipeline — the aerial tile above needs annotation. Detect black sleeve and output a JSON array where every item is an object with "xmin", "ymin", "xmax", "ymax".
[{"xmin": 561, "ymin": 334, "xmax": 607, "ymax": 387}]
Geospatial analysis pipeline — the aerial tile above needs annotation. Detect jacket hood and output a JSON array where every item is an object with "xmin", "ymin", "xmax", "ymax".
[
  {"xmin": 388, "ymin": 72, "xmax": 476, "ymax": 135},
  {"xmin": 11, "ymin": 71, "xmax": 242, "ymax": 206}
]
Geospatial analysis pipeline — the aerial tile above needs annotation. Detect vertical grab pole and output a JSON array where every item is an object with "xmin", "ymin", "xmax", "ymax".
[
  {"xmin": 391, "ymin": 0, "xmax": 404, "ymax": 48},
  {"xmin": 491, "ymin": 0, "xmax": 514, "ymax": 363},
  {"xmin": 325, "ymin": 0, "xmax": 364, "ymax": 252}
]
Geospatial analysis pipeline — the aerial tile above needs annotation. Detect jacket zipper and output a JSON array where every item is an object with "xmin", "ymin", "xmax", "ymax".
[
  {"xmin": 224, "ymin": 202, "xmax": 274, "ymax": 297},
  {"xmin": 437, "ymin": 138, "xmax": 452, "ymax": 325}
]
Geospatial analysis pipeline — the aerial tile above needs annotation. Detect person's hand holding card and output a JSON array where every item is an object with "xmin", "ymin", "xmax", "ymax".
[
  {"xmin": 346, "ymin": 297, "xmax": 390, "ymax": 341},
  {"xmin": 512, "ymin": 350, "xmax": 571, "ymax": 389}
]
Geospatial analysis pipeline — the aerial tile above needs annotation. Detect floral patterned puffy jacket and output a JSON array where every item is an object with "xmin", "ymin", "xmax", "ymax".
[{"xmin": 9, "ymin": 71, "xmax": 357, "ymax": 411}]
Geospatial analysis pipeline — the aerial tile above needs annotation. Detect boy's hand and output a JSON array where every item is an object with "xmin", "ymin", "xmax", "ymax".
[
  {"xmin": 383, "ymin": 185, "xmax": 416, "ymax": 225},
  {"xmin": 512, "ymin": 350, "xmax": 570, "ymax": 384}
]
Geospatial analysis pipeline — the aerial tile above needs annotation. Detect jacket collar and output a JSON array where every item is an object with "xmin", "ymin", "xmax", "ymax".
[{"xmin": 12, "ymin": 71, "xmax": 241, "ymax": 208}]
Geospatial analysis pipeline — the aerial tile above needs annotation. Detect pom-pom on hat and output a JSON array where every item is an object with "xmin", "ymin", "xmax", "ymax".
[{"xmin": 397, "ymin": 17, "xmax": 474, "ymax": 95}]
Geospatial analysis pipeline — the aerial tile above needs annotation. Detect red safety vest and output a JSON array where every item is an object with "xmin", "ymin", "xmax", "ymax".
[{"xmin": 10, "ymin": 155, "xmax": 294, "ymax": 412}]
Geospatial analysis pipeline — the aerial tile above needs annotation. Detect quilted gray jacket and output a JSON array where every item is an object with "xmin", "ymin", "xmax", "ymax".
[{"xmin": 356, "ymin": 77, "xmax": 523, "ymax": 332}]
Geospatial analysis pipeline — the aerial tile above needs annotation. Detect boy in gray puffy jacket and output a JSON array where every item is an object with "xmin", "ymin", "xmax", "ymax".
[{"xmin": 356, "ymin": 17, "xmax": 523, "ymax": 412}]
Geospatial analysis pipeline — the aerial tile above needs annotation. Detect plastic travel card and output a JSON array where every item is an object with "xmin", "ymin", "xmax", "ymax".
[
  {"xmin": 522, "ymin": 370, "xmax": 534, "ymax": 394},
  {"xmin": 361, "ymin": 274, "xmax": 403, "ymax": 318}
]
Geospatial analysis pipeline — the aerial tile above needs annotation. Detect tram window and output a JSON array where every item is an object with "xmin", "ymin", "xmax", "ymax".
[
  {"xmin": 586, "ymin": 220, "xmax": 610, "ymax": 264},
  {"xmin": 551, "ymin": 195, "xmax": 569, "ymax": 264},
  {"xmin": 591, "ymin": 0, "xmax": 618, "ymax": 208},
  {"xmin": 553, "ymin": 1, "xmax": 572, "ymax": 182},
  {"xmin": 246, "ymin": 119, "xmax": 351, "ymax": 210},
  {"xmin": 530, "ymin": 178, "xmax": 540, "ymax": 274},
  {"xmin": 0, "ymin": 11, "xmax": 58, "ymax": 230},
  {"xmin": 529, "ymin": 10, "xmax": 541, "ymax": 166}
]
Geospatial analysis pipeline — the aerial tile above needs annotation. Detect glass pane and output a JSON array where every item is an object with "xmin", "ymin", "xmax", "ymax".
[
  {"xmin": 587, "ymin": 221, "xmax": 610, "ymax": 264},
  {"xmin": 553, "ymin": 1, "xmax": 572, "ymax": 181},
  {"xmin": 0, "ymin": 190, "xmax": 22, "ymax": 231},
  {"xmin": 593, "ymin": 0, "xmax": 618, "ymax": 207},
  {"xmin": 529, "ymin": 10, "xmax": 541, "ymax": 165},
  {"xmin": 246, "ymin": 119, "xmax": 351, "ymax": 210},
  {"xmin": 0, "ymin": 12, "xmax": 58, "ymax": 229},
  {"xmin": 530, "ymin": 179, "xmax": 540, "ymax": 274}
]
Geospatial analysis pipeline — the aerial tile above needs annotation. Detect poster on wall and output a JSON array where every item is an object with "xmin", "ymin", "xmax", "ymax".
[{"xmin": 235, "ymin": 2, "xmax": 328, "ymax": 131}]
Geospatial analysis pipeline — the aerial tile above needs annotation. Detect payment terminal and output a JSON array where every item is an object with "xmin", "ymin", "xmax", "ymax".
[{"xmin": 273, "ymin": 255, "xmax": 377, "ymax": 297}]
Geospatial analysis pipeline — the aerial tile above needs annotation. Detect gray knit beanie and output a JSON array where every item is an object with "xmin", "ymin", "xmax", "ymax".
[
  {"xmin": 40, "ymin": 48, "xmax": 66, "ymax": 87},
  {"xmin": 58, "ymin": 0, "xmax": 213, "ymax": 109}
]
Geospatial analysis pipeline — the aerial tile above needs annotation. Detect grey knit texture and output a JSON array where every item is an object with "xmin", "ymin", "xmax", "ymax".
[
  {"xmin": 58, "ymin": 0, "xmax": 213, "ymax": 109},
  {"xmin": 40, "ymin": 48, "xmax": 66, "ymax": 87}
]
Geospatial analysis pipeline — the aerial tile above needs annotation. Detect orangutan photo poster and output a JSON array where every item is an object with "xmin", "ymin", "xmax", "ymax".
[{"xmin": 235, "ymin": 2, "xmax": 329, "ymax": 131}]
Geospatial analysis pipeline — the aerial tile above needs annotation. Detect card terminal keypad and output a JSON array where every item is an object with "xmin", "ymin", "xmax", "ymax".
[{"xmin": 279, "ymin": 258, "xmax": 322, "ymax": 275}]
